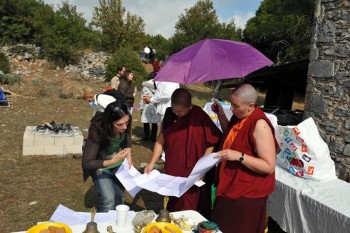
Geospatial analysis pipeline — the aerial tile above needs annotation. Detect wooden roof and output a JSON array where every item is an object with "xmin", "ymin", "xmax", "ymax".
[{"xmin": 221, "ymin": 60, "xmax": 309, "ymax": 93}]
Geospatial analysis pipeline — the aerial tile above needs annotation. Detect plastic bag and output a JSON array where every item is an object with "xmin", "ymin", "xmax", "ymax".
[
  {"xmin": 132, "ymin": 210, "xmax": 156, "ymax": 228},
  {"xmin": 275, "ymin": 117, "xmax": 337, "ymax": 181}
]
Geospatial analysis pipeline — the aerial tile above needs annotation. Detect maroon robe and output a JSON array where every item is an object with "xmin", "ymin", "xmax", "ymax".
[{"xmin": 162, "ymin": 105, "xmax": 222, "ymax": 212}]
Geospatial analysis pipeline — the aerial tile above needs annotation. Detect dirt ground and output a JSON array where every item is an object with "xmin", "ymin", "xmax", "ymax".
[{"xmin": 0, "ymin": 61, "xmax": 220, "ymax": 232}]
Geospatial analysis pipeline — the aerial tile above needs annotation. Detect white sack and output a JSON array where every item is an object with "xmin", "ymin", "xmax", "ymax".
[{"xmin": 275, "ymin": 117, "xmax": 337, "ymax": 182}]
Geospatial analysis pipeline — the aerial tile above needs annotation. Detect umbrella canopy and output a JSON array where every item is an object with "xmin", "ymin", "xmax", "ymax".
[{"xmin": 154, "ymin": 38, "xmax": 273, "ymax": 84}]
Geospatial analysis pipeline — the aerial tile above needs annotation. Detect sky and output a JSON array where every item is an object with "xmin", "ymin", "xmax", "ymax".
[{"xmin": 43, "ymin": 0, "xmax": 263, "ymax": 39}]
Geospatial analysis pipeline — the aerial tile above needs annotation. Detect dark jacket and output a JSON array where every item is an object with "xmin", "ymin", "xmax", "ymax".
[
  {"xmin": 117, "ymin": 77, "xmax": 134, "ymax": 108},
  {"xmin": 82, "ymin": 112, "xmax": 132, "ymax": 181}
]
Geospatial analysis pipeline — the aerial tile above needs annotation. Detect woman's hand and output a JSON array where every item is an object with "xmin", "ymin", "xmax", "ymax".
[
  {"xmin": 112, "ymin": 149, "xmax": 129, "ymax": 163},
  {"xmin": 215, "ymin": 149, "xmax": 240, "ymax": 161}
]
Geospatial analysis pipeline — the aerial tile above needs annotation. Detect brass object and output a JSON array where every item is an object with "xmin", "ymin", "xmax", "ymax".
[
  {"xmin": 163, "ymin": 196, "xmax": 169, "ymax": 210},
  {"xmin": 156, "ymin": 196, "xmax": 171, "ymax": 222},
  {"xmin": 83, "ymin": 222, "xmax": 99, "ymax": 233},
  {"xmin": 156, "ymin": 209, "xmax": 171, "ymax": 223},
  {"xmin": 83, "ymin": 207, "xmax": 100, "ymax": 233},
  {"xmin": 169, "ymin": 214, "xmax": 180, "ymax": 225},
  {"xmin": 91, "ymin": 207, "xmax": 96, "ymax": 222},
  {"xmin": 107, "ymin": 226, "xmax": 115, "ymax": 233},
  {"xmin": 134, "ymin": 224, "xmax": 142, "ymax": 233}
]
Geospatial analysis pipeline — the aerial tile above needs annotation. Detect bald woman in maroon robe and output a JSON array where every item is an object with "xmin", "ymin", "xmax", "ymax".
[
  {"xmin": 210, "ymin": 84, "xmax": 277, "ymax": 233},
  {"xmin": 144, "ymin": 88, "xmax": 222, "ymax": 215}
]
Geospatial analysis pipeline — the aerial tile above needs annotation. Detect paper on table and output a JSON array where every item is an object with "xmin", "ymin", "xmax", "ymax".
[
  {"xmin": 116, "ymin": 153, "xmax": 221, "ymax": 197},
  {"xmin": 50, "ymin": 204, "xmax": 86, "ymax": 225},
  {"xmin": 50, "ymin": 204, "xmax": 136, "ymax": 226}
]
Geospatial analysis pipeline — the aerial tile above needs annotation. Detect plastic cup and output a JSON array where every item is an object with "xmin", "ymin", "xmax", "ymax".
[{"xmin": 116, "ymin": 204, "xmax": 130, "ymax": 228}]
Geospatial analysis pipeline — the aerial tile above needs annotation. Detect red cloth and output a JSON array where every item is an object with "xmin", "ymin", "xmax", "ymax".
[
  {"xmin": 210, "ymin": 196, "xmax": 268, "ymax": 233},
  {"xmin": 152, "ymin": 61, "xmax": 160, "ymax": 72},
  {"xmin": 217, "ymin": 106, "xmax": 277, "ymax": 199},
  {"xmin": 162, "ymin": 105, "xmax": 222, "ymax": 211}
]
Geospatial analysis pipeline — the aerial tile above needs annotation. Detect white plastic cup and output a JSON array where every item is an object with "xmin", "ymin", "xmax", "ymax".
[{"xmin": 116, "ymin": 204, "xmax": 130, "ymax": 228}]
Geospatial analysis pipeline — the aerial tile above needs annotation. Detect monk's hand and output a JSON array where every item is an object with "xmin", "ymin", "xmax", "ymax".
[
  {"xmin": 215, "ymin": 149, "xmax": 239, "ymax": 161},
  {"xmin": 211, "ymin": 99, "xmax": 224, "ymax": 115},
  {"xmin": 211, "ymin": 100, "xmax": 219, "ymax": 113}
]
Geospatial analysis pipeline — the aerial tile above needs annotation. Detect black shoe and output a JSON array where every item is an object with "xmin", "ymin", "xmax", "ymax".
[
  {"xmin": 142, "ymin": 137, "xmax": 149, "ymax": 141},
  {"xmin": 150, "ymin": 137, "xmax": 156, "ymax": 142}
]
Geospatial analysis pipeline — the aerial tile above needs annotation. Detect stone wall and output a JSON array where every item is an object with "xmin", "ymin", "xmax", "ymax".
[{"xmin": 304, "ymin": 0, "xmax": 350, "ymax": 181}]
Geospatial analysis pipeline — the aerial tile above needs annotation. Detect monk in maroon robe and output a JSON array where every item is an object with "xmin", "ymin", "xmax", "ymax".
[{"xmin": 144, "ymin": 88, "xmax": 222, "ymax": 214}]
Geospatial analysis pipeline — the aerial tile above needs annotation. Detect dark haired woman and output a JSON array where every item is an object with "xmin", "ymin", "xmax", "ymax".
[
  {"xmin": 118, "ymin": 70, "xmax": 135, "ymax": 114},
  {"xmin": 82, "ymin": 101, "xmax": 132, "ymax": 212}
]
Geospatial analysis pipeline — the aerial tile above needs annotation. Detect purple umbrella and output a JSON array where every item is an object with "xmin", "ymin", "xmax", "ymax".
[{"xmin": 154, "ymin": 38, "xmax": 273, "ymax": 84}]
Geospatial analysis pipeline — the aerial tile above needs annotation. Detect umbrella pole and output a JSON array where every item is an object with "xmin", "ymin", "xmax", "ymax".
[{"xmin": 213, "ymin": 80, "xmax": 224, "ymax": 99}]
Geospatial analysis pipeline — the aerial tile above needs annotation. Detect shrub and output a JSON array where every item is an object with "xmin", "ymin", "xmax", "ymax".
[
  {"xmin": 9, "ymin": 45, "xmax": 37, "ymax": 58},
  {"xmin": 0, "ymin": 73, "xmax": 21, "ymax": 84},
  {"xmin": 105, "ymin": 46, "xmax": 148, "ymax": 89},
  {"xmin": 0, "ymin": 52, "xmax": 10, "ymax": 74}
]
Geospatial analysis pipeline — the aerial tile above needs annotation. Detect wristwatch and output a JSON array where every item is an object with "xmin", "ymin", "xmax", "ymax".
[{"xmin": 239, "ymin": 153, "xmax": 245, "ymax": 162}]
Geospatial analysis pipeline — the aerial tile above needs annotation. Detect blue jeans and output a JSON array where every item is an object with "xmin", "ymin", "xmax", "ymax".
[{"xmin": 92, "ymin": 168, "xmax": 124, "ymax": 212}]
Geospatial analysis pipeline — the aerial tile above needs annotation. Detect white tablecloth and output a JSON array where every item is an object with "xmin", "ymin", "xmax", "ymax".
[
  {"xmin": 15, "ymin": 210, "xmax": 211, "ymax": 233},
  {"xmin": 267, "ymin": 166, "xmax": 350, "ymax": 233}
]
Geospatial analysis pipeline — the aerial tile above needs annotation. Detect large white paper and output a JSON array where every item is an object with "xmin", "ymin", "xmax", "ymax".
[
  {"xmin": 50, "ymin": 204, "xmax": 136, "ymax": 226},
  {"xmin": 115, "ymin": 162, "xmax": 143, "ymax": 197},
  {"xmin": 116, "ymin": 153, "xmax": 221, "ymax": 197}
]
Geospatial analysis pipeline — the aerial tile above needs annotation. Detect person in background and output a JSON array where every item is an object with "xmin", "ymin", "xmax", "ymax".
[
  {"xmin": 82, "ymin": 87, "xmax": 117, "ymax": 115},
  {"xmin": 139, "ymin": 79, "xmax": 159, "ymax": 142},
  {"xmin": 144, "ymin": 88, "xmax": 222, "ymax": 216},
  {"xmin": 149, "ymin": 47, "xmax": 155, "ymax": 64},
  {"xmin": 142, "ymin": 80, "xmax": 179, "ymax": 122},
  {"xmin": 82, "ymin": 101, "xmax": 132, "ymax": 212},
  {"xmin": 110, "ymin": 66, "xmax": 125, "ymax": 90},
  {"xmin": 152, "ymin": 59, "xmax": 160, "ymax": 74},
  {"xmin": 144, "ymin": 46, "xmax": 150, "ymax": 63},
  {"xmin": 210, "ymin": 84, "xmax": 277, "ymax": 233},
  {"xmin": 143, "ymin": 61, "xmax": 179, "ymax": 160},
  {"xmin": 117, "ymin": 70, "xmax": 135, "ymax": 114},
  {"xmin": 0, "ymin": 87, "xmax": 9, "ymax": 106}
]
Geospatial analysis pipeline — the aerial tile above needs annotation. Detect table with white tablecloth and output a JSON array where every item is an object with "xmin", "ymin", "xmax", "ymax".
[
  {"xmin": 267, "ymin": 166, "xmax": 350, "ymax": 233},
  {"xmin": 15, "ymin": 210, "xmax": 215, "ymax": 233}
]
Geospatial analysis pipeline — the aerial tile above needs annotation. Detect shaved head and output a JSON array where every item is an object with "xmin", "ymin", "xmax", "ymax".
[
  {"xmin": 231, "ymin": 84, "xmax": 258, "ymax": 105},
  {"xmin": 171, "ymin": 88, "xmax": 192, "ymax": 107}
]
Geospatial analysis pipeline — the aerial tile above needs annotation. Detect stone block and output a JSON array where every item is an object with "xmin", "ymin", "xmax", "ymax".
[
  {"xmin": 25, "ymin": 126, "xmax": 36, "ymax": 133},
  {"xmin": 23, "ymin": 132, "xmax": 34, "ymax": 147},
  {"xmin": 22, "ymin": 126, "xmax": 84, "ymax": 156},
  {"xmin": 55, "ymin": 136, "xmax": 74, "ymax": 146},
  {"xmin": 64, "ymin": 145, "xmax": 83, "ymax": 154},
  {"xmin": 34, "ymin": 134, "xmax": 55, "ymax": 146},
  {"xmin": 73, "ymin": 134, "xmax": 84, "ymax": 145},
  {"xmin": 23, "ymin": 146, "xmax": 44, "ymax": 156},
  {"xmin": 43, "ymin": 146, "xmax": 64, "ymax": 155},
  {"xmin": 309, "ymin": 60, "xmax": 334, "ymax": 78}
]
